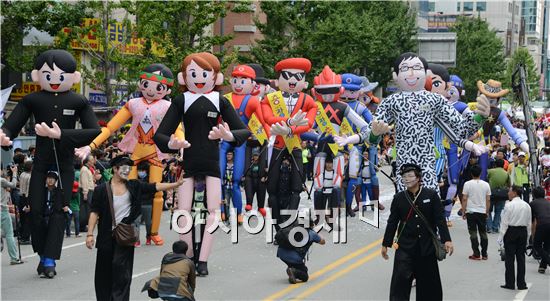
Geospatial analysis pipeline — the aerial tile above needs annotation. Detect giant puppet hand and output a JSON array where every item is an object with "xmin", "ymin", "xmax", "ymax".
[
  {"xmin": 35, "ymin": 122, "xmax": 62, "ymax": 139},
  {"xmin": 286, "ymin": 109, "xmax": 309, "ymax": 127},
  {"xmin": 371, "ymin": 120, "xmax": 391, "ymax": 136},
  {"xmin": 0, "ymin": 128, "xmax": 13, "ymax": 146},
  {"xmin": 464, "ymin": 141, "xmax": 488, "ymax": 156},
  {"xmin": 208, "ymin": 122, "xmax": 235, "ymax": 142},
  {"xmin": 334, "ymin": 134, "xmax": 360, "ymax": 147},
  {"xmin": 75, "ymin": 145, "xmax": 91, "ymax": 161},
  {"xmin": 168, "ymin": 134, "xmax": 191, "ymax": 150},
  {"xmin": 270, "ymin": 121, "xmax": 291, "ymax": 136},
  {"xmin": 519, "ymin": 141, "xmax": 529, "ymax": 153},
  {"xmin": 474, "ymin": 95, "xmax": 491, "ymax": 118}
]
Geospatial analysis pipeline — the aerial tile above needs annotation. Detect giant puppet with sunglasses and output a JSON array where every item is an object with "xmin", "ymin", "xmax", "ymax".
[
  {"xmin": 0, "ymin": 50, "xmax": 101, "ymax": 278},
  {"xmin": 154, "ymin": 52, "xmax": 250, "ymax": 276},
  {"xmin": 76, "ymin": 63, "xmax": 184, "ymax": 246},
  {"xmin": 260, "ymin": 58, "xmax": 317, "ymax": 228},
  {"xmin": 369, "ymin": 52, "xmax": 491, "ymax": 193}
]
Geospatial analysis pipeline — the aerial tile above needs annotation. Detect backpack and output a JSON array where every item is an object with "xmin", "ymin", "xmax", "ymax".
[{"xmin": 275, "ymin": 224, "xmax": 313, "ymax": 256}]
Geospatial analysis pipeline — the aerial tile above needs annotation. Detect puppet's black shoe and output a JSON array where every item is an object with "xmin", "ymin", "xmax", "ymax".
[
  {"xmin": 37, "ymin": 262, "xmax": 44, "ymax": 276},
  {"xmin": 44, "ymin": 266, "xmax": 56, "ymax": 279},
  {"xmin": 287, "ymin": 268, "xmax": 297, "ymax": 284},
  {"xmin": 197, "ymin": 261, "xmax": 208, "ymax": 276}
]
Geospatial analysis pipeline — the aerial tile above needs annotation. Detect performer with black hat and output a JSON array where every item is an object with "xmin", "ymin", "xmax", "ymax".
[
  {"xmin": 381, "ymin": 163, "xmax": 453, "ymax": 301},
  {"xmin": 86, "ymin": 155, "xmax": 185, "ymax": 301}
]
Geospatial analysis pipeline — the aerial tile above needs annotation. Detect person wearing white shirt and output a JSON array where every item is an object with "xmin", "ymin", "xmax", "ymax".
[
  {"xmin": 498, "ymin": 185, "xmax": 532, "ymax": 291},
  {"xmin": 461, "ymin": 165, "xmax": 491, "ymax": 260}
]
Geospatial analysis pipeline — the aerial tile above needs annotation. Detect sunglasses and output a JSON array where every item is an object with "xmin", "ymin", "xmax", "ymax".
[
  {"xmin": 315, "ymin": 87, "xmax": 341, "ymax": 95},
  {"xmin": 281, "ymin": 71, "xmax": 306, "ymax": 81}
]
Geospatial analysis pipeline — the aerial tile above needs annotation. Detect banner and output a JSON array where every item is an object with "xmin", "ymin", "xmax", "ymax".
[
  {"xmin": 225, "ymin": 93, "xmax": 267, "ymax": 144},
  {"xmin": 315, "ymin": 102, "xmax": 338, "ymax": 156},
  {"xmin": 266, "ymin": 91, "xmax": 301, "ymax": 152},
  {"xmin": 339, "ymin": 117, "xmax": 355, "ymax": 151}
]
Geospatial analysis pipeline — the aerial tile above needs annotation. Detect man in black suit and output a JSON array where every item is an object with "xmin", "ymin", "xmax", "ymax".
[{"xmin": 382, "ymin": 163, "xmax": 453, "ymax": 301}]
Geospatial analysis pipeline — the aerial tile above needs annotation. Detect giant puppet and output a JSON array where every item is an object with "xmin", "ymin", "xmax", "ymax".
[
  {"xmin": 358, "ymin": 76, "xmax": 380, "ymax": 114},
  {"xmin": 260, "ymin": 58, "xmax": 316, "ymax": 229},
  {"xmin": 76, "ymin": 63, "xmax": 183, "ymax": 246},
  {"xmin": 219, "ymin": 64, "xmax": 267, "ymax": 223},
  {"xmin": 154, "ymin": 52, "xmax": 250, "ymax": 276},
  {"xmin": 0, "ymin": 50, "xmax": 101, "ymax": 278},
  {"xmin": 471, "ymin": 80, "xmax": 529, "ymax": 180},
  {"xmin": 369, "ymin": 52, "xmax": 490, "ymax": 192},
  {"xmin": 339, "ymin": 73, "xmax": 382, "ymax": 216}
]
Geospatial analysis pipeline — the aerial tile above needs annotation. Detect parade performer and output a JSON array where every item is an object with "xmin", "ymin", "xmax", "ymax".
[
  {"xmin": 77, "ymin": 63, "xmax": 182, "ymax": 246},
  {"xmin": 154, "ymin": 52, "xmax": 250, "ymax": 276},
  {"xmin": 370, "ymin": 52, "xmax": 490, "ymax": 192},
  {"xmin": 261, "ymin": 58, "xmax": 316, "ymax": 229},
  {"xmin": 0, "ymin": 50, "xmax": 101, "ymax": 278},
  {"xmin": 339, "ymin": 73, "xmax": 382, "ymax": 216},
  {"xmin": 472, "ymin": 80, "xmax": 529, "ymax": 180},
  {"xmin": 219, "ymin": 64, "xmax": 267, "ymax": 223}
]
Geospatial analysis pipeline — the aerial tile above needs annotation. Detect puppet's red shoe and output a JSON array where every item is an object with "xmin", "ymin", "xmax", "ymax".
[{"xmin": 150, "ymin": 235, "xmax": 164, "ymax": 246}]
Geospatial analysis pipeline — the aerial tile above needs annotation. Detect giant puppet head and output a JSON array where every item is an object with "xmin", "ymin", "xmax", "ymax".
[
  {"xmin": 427, "ymin": 63, "xmax": 450, "ymax": 97},
  {"xmin": 31, "ymin": 49, "xmax": 81, "ymax": 93},
  {"xmin": 274, "ymin": 58, "xmax": 311, "ymax": 94},
  {"xmin": 178, "ymin": 52, "xmax": 224, "ymax": 94},
  {"xmin": 358, "ymin": 76, "xmax": 380, "ymax": 106},
  {"xmin": 448, "ymin": 74, "xmax": 465, "ymax": 104},
  {"xmin": 138, "ymin": 63, "xmax": 174, "ymax": 102},
  {"xmin": 247, "ymin": 63, "xmax": 271, "ymax": 99},
  {"xmin": 392, "ymin": 52, "xmax": 428, "ymax": 92},
  {"xmin": 312, "ymin": 65, "xmax": 343, "ymax": 103},
  {"xmin": 230, "ymin": 64, "xmax": 256, "ymax": 95},
  {"xmin": 340, "ymin": 73, "xmax": 363, "ymax": 103},
  {"xmin": 477, "ymin": 80, "xmax": 509, "ymax": 107}
]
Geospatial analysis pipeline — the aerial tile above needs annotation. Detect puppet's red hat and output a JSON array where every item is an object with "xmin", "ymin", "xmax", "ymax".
[
  {"xmin": 275, "ymin": 58, "xmax": 312, "ymax": 73},
  {"xmin": 231, "ymin": 65, "xmax": 256, "ymax": 79}
]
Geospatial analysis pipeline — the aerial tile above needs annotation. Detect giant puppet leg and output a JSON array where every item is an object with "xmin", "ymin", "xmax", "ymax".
[
  {"xmin": 313, "ymin": 152, "xmax": 327, "ymax": 191},
  {"xmin": 289, "ymin": 149, "xmax": 305, "ymax": 212},
  {"xmin": 368, "ymin": 145, "xmax": 384, "ymax": 210},
  {"xmin": 219, "ymin": 141, "xmax": 232, "ymax": 201},
  {"xmin": 149, "ymin": 163, "xmax": 165, "ymax": 245},
  {"xmin": 196, "ymin": 176, "xmax": 223, "ymax": 276},
  {"xmin": 232, "ymin": 143, "xmax": 246, "ymax": 218},
  {"xmin": 177, "ymin": 178, "xmax": 195, "ymax": 259},
  {"xmin": 479, "ymin": 152, "xmax": 489, "ymax": 181}
]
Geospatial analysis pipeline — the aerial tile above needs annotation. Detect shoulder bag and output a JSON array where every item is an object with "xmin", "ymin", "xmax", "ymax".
[{"xmin": 106, "ymin": 182, "xmax": 138, "ymax": 246}]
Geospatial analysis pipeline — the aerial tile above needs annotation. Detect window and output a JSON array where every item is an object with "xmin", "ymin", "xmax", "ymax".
[
  {"xmin": 464, "ymin": 1, "xmax": 474, "ymax": 11},
  {"xmin": 508, "ymin": 2, "xmax": 512, "ymax": 13},
  {"xmin": 476, "ymin": 1, "xmax": 486, "ymax": 12},
  {"xmin": 457, "ymin": 2, "xmax": 461, "ymax": 11},
  {"xmin": 514, "ymin": 23, "xmax": 518, "ymax": 33},
  {"xmin": 429, "ymin": 1, "xmax": 435, "ymax": 12},
  {"xmin": 507, "ymin": 21, "xmax": 512, "ymax": 31}
]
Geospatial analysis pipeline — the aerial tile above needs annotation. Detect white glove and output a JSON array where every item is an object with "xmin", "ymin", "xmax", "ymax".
[
  {"xmin": 334, "ymin": 135, "xmax": 360, "ymax": 147},
  {"xmin": 208, "ymin": 122, "xmax": 235, "ymax": 142},
  {"xmin": 519, "ymin": 141, "xmax": 529, "ymax": 153},
  {"xmin": 0, "ymin": 128, "xmax": 12, "ymax": 146},
  {"xmin": 270, "ymin": 122, "xmax": 291, "ymax": 136},
  {"xmin": 267, "ymin": 135, "xmax": 276, "ymax": 147},
  {"xmin": 168, "ymin": 134, "xmax": 191, "ymax": 150},
  {"xmin": 287, "ymin": 109, "xmax": 309, "ymax": 127},
  {"xmin": 35, "ymin": 122, "xmax": 62, "ymax": 139},
  {"xmin": 75, "ymin": 145, "xmax": 91, "ymax": 161},
  {"xmin": 371, "ymin": 120, "xmax": 391, "ymax": 136},
  {"xmin": 464, "ymin": 141, "xmax": 488, "ymax": 156},
  {"xmin": 474, "ymin": 95, "xmax": 491, "ymax": 118}
]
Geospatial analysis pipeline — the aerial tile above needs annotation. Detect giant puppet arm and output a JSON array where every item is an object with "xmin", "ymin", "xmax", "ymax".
[
  {"xmin": 288, "ymin": 95, "xmax": 317, "ymax": 135},
  {"xmin": 245, "ymin": 96, "xmax": 270, "ymax": 136},
  {"xmin": 0, "ymin": 97, "xmax": 32, "ymax": 146},
  {"xmin": 154, "ymin": 96, "xmax": 189, "ymax": 153},
  {"xmin": 334, "ymin": 106, "xmax": 370, "ymax": 146},
  {"xmin": 260, "ymin": 95, "xmax": 311, "ymax": 130},
  {"xmin": 498, "ymin": 111, "xmax": 529, "ymax": 152}
]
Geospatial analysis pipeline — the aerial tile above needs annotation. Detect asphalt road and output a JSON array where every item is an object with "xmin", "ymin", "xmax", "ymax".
[{"xmin": 2, "ymin": 166, "xmax": 549, "ymax": 300}]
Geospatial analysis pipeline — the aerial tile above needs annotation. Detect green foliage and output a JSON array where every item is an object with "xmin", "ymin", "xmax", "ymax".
[
  {"xmin": 449, "ymin": 17, "xmax": 507, "ymax": 102},
  {"xmin": 503, "ymin": 47, "xmax": 541, "ymax": 102},
  {"xmin": 248, "ymin": 1, "xmax": 417, "ymax": 87}
]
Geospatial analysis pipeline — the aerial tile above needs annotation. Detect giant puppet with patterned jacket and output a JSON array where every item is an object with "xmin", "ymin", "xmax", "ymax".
[{"xmin": 76, "ymin": 63, "xmax": 184, "ymax": 247}]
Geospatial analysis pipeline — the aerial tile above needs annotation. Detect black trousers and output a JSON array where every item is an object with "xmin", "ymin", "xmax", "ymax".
[
  {"xmin": 95, "ymin": 238, "xmax": 135, "ymax": 301},
  {"xmin": 267, "ymin": 148, "xmax": 303, "ymax": 227},
  {"xmin": 534, "ymin": 223, "xmax": 550, "ymax": 269},
  {"xmin": 18, "ymin": 196, "xmax": 31, "ymax": 241},
  {"xmin": 282, "ymin": 259, "xmax": 309, "ymax": 282},
  {"xmin": 390, "ymin": 248, "xmax": 442, "ymax": 301},
  {"xmin": 466, "ymin": 212, "xmax": 488, "ymax": 257},
  {"xmin": 504, "ymin": 226, "xmax": 527, "ymax": 288},
  {"xmin": 245, "ymin": 177, "xmax": 267, "ymax": 208},
  {"xmin": 314, "ymin": 190, "xmax": 339, "ymax": 224},
  {"xmin": 29, "ymin": 162, "xmax": 73, "ymax": 257}
]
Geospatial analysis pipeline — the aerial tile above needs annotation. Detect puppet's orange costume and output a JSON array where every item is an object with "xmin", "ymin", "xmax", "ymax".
[{"xmin": 89, "ymin": 71, "xmax": 183, "ymax": 246}]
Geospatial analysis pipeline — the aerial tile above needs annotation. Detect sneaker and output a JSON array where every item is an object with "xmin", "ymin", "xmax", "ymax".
[
  {"xmin": 19, "ymin": 240, "xmax": 31, "ymax": 245},
  {"xmin": 486, "ymin": 229, "xmax": 492, "ymax": 234},
  {"xmin": 287, "ymin": 267, "xmax": 297, "ymax": 284},
  {"xmin": 482, "ymin": 255, "xmax": 488, "ymax": 260},
  {"xmin": 134, "ymin": 240, "xmax": 141, "ymax": 247},
  {"xmin": 150, "ymin": 235, "xmax": 164, "ymax": 246},
  {"xmin": 197, "ymin": 261, "xmax": 209, "ymax": 276},
  {"xmin": 146, "ymin": 237, "xmax": 152, "ymax": 245},
  {"xmin": 75, "ymin": 234, "xmax": 82, "ymax": 238},
  {"xmin": 469, "ymin": 255, "xmax": 482, "ymax": 260},
  {"xmin": 10, "ymin": 259, "xmax": 24, "ymax": 265},
  {"xmin": 538, "ymin": 267, "xmax": 546, "ymax": 274},
  {"xmin": 447, "ymin": 221, "xmax": 453, "ymax": 227}
]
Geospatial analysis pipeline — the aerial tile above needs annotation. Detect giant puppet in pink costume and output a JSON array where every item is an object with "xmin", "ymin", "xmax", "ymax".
[{"xmin": 154, "ymin": 53, "xmax": 250, "ymax": 276}]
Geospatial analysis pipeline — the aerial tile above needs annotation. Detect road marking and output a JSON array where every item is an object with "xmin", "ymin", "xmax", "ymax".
[
  {"xmin": 132, "ymin": 267, "xmax": 160, "ymax": 279},
  {"xmin": 294, "ymin": 249, "xmax": 379, "ymax": 300},
  {"xmin": 262, "ymin": 238, "xmax": 382, "ymax": 301},
  {"xmin": 21, "ymin": 242, "xmax": 86, "ymax": 260},
  {"xmin": 513, "ymin": 283, "xmax": 532, "ymax": 301}
]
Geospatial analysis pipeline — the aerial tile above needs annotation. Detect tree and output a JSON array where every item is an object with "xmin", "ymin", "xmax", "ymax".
[
  {"xmin": 503, "ymin": 47, "xmax": 541, "ymax": 102},
  {"xmin": 248, "ymin": 1, "xmax": 417, "ymax": 88},
  {"xmin": 449, "ymin": 17, "xmax": 507, "ymax": 102}
]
